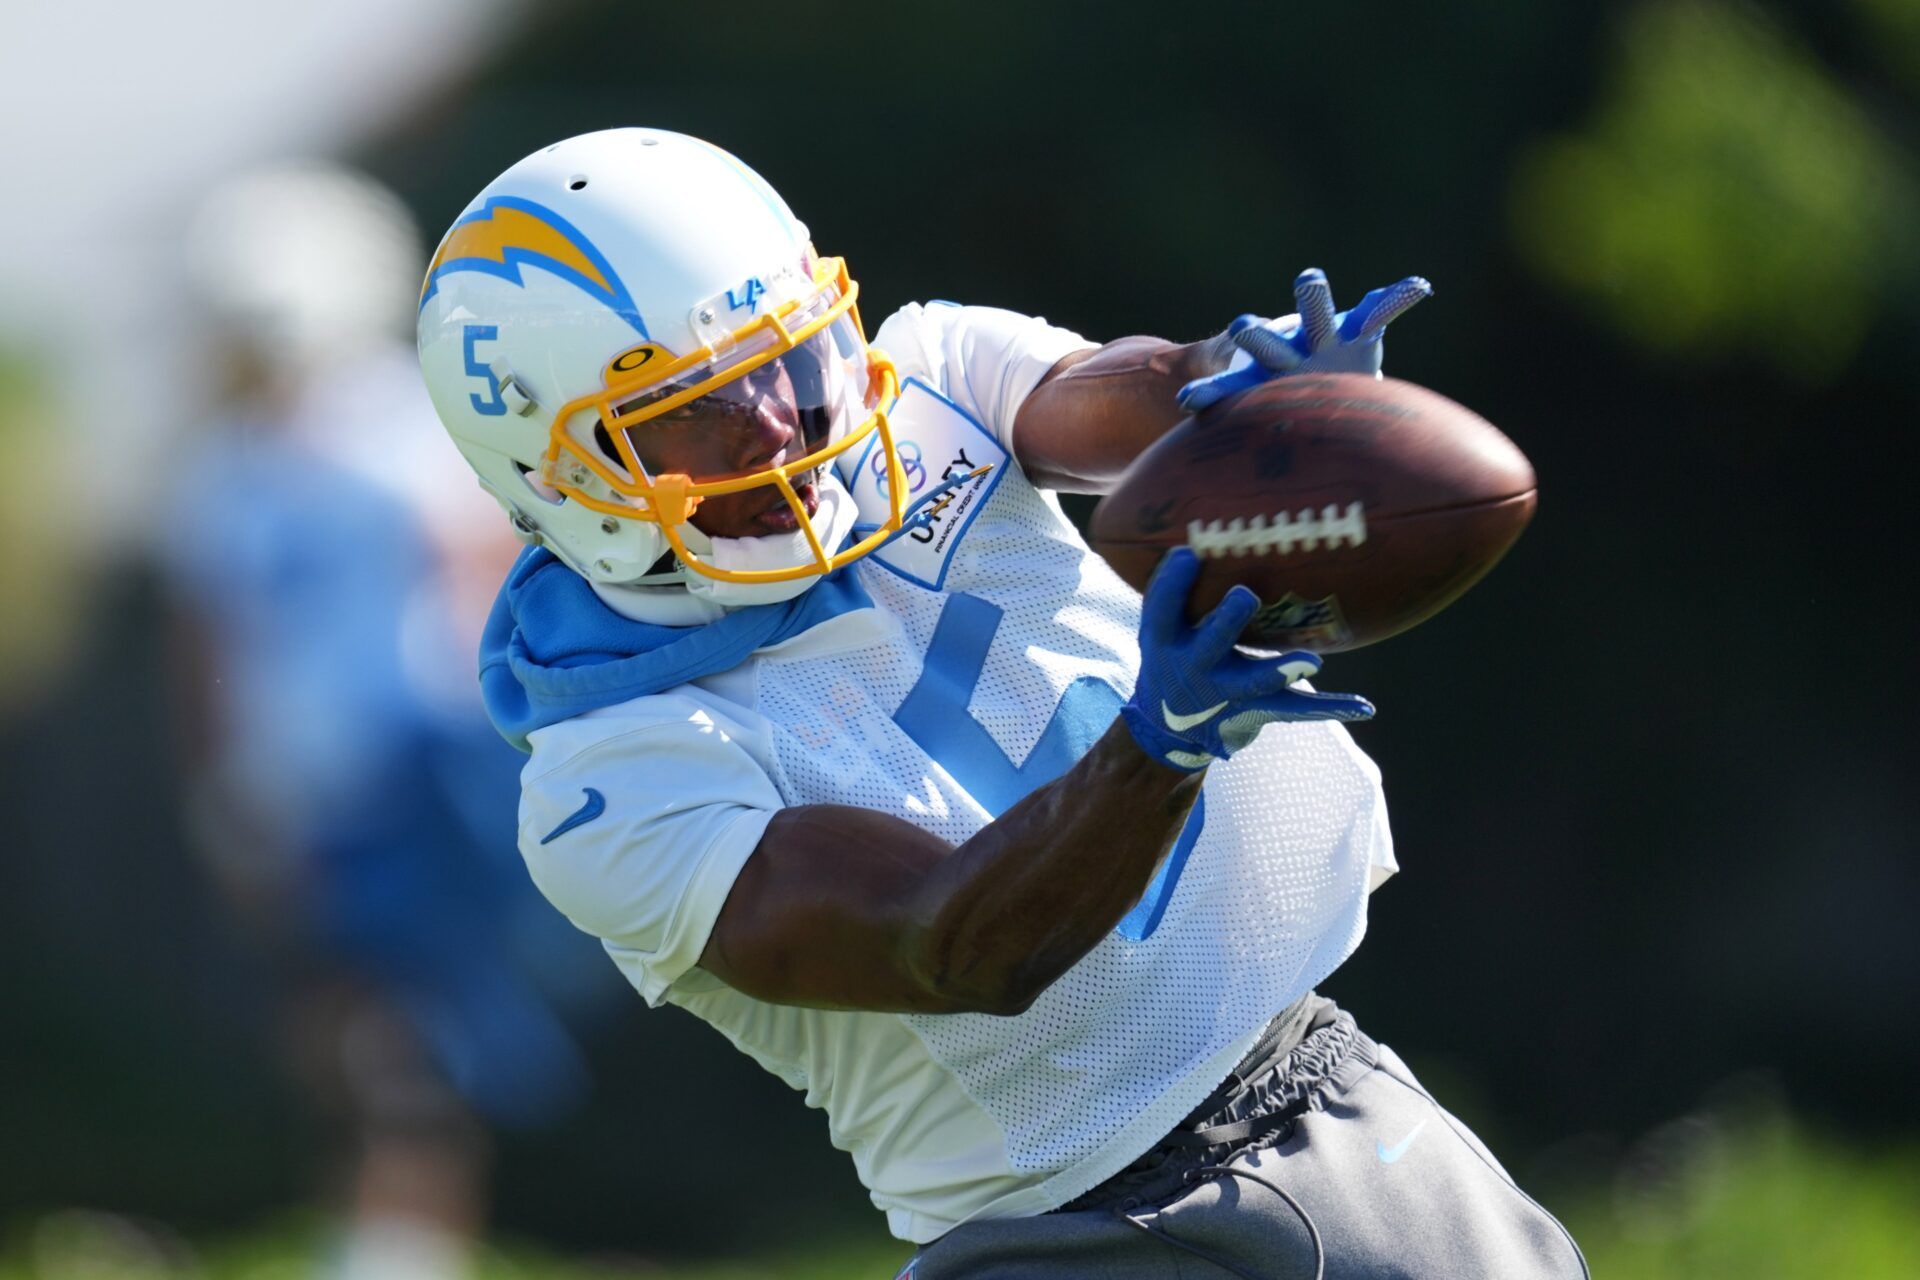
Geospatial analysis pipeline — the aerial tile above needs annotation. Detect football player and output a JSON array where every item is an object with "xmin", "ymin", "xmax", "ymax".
[
  {"xmin": 169, "ymin": 162, "xmax": 617, "ymax": 1280},
  {"xmin": 418, "ymin": 128, "xmax": 1586, "ymax": 1278}
]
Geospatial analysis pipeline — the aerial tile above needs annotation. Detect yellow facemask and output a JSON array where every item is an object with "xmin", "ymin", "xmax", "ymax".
[{"xmin": 539, "ymin": 255, "xmax": 907, "ymax": 583}]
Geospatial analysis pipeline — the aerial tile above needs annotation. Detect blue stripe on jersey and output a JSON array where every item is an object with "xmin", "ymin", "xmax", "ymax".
[{"xmin": 893, "ymin": 592, "xmax": 1203, "ymax": 940}]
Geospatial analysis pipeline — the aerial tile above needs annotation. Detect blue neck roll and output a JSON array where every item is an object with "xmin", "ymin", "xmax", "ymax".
[{"xmin": 478, "ymin": 546, "xmax": 873, "ymax": 752}]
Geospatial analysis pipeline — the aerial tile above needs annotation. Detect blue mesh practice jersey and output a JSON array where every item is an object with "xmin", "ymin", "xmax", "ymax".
[{"xmin": 514, "ymin": 303, "xmax": 1397, "ymax": 1242}]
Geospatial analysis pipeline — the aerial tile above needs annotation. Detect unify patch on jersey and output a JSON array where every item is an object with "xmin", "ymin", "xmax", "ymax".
[{"xmin": 838, "ymin": 377, "xmax": 1008, "ymax": 591}]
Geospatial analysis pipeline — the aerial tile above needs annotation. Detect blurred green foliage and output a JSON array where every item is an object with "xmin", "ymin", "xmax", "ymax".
[
  {"xmin": 7, "ymin": 1112, "xmax": 1918, "ymax": 1279},
  {"xmin": 1510, "ymin": 0, "xmax": 1915, "ymax": 379},
  {"xmin": 1565, "ymin": 1110, "xmax": 1920, "ymax": 1278},
  {"xmin": 0, "ymin": 341, "xmax": 85, "ymax": 714},
  {"xmin": 0, "ymin": 1212, "xmax": 909, "ymax": 1280},
  {"xmin": 1853, "ymin": 0, "xmax": 1920, "ymax": 85}
]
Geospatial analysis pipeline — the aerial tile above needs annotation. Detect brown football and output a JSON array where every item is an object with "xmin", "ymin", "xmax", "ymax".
[{"xmin": 1087, "ymin": 373, "xmax": 1536, "ymax": 652}]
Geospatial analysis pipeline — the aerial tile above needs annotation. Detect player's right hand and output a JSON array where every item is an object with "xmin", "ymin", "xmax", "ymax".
[{"xmin": 1120, "ymin": 547, "xmax": 1374, "ymax": 772}]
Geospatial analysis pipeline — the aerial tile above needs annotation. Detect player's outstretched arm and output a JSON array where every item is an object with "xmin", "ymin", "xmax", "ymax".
[
  {"xmin": 698, "ymin": 551, "xmax": 1371, "ymax": 1015},
  {"xmin": 1010, "ymin": 334, "xmax": 1227, "ymax": 493},
  {"xmin": 1011, "ymin": 269, "xmax": 1429, "ymax": 492},
  {"xmin": 697, "ymin": 718, "xmax": 1202, "ymax": 1015}
]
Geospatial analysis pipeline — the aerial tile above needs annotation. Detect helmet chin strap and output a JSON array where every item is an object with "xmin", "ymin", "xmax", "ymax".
[
  {"xmin": 592, "ymin": 472, "xmax": 862, "ymax": 623},
  {"xmin": 682, "ymin": 472, "xmax": 861, "ymax": 608}
]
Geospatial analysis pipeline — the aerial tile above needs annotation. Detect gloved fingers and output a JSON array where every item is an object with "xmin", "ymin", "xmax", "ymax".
[
  {"xmin": 1217, "ymin": 707, "xmax": 1275, "ymax": 755},
  {"xmin": 1261, "ymin": 685, "xmax": 1377, "ymax": 723},
  {"xmin": 1192, "ymin": 585, "xmax": 1260, "ymax": 662},
  {"xmin": 1217, "ymin": 685, "xmax": 1373, "ymax": 748},
  {"xmin": 1294, "ymin": 269, "xmax": 1338, "ymax": 351},
  {"xmin": 1341, "ymin": 276, "xmax": 1432, "ymax": 343},
  {"xmin": 1272, "ymin": 650, "xmax": 1322, "ymax": 684},
  {"xmin": 1139, "ymin": 547, "xmax": 1203, "ymax": 646},
  {"xmin": 1229, "ymin": 318, "xmax": 1305, "ymax": 376},
  {"xmin": 1216, "ymin": 647, "xmax": 1323, "ymax": 700},
  {"xmin": 1178, "ymin": 360, "xmax": 1269, "ymax": 412}
]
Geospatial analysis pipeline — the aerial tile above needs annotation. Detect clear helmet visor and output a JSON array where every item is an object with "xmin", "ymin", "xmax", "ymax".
[
  {"xmin": 616, "ymin": 308, "xmax": 868, "ymax": 489},
  {"xmin": 613, "ymin": 310, "xmax": 868, "ymax": 542}
]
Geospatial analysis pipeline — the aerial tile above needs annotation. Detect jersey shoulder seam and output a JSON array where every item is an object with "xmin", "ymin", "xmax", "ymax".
[{"xmin": 521, "ymin": 715, "xmax": 725, "ymax": 789}]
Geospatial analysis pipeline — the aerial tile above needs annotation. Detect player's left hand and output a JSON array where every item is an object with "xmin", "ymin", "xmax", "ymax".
[{"xmin": 1177, "ymin": 268, "xmax": 1432, "ymax": 412}]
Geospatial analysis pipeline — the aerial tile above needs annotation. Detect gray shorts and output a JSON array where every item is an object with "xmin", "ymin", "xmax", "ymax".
[{"xmin": 904, "ymin": 1002, "xmax": 1588, "ymax": 1279}]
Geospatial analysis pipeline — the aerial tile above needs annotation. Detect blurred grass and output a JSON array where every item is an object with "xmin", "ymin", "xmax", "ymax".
[
  {"xmin": 6, "ymin": 1111, "xmax": 1918, "ymax": 1278},
  {"xmin": 1564, "ymin": 1109, "xmax": 1920, "ymax": 1279},
  {"xmin": 0, "ymin": 1214, "xmax": 911, "ymax": 1280}
]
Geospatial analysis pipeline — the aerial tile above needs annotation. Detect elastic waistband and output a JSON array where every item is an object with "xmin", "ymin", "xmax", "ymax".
[
  {"xmin": 1177, "ymin": 993, "xmax": 1344, "ymax": 1129},
  {"xmin": 1055, "ymin": 999, "xmax": 1373, "ymax": 1215}
]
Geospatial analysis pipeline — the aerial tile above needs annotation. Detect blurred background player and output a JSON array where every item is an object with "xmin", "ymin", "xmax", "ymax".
[{"xmin": 160, "ymin": 161, "xmax": 619, "ymax": 1280}]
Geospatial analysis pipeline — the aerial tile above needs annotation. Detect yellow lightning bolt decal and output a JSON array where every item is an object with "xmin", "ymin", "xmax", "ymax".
[{"xmin": 422, "ymin": 204, "xmax": 613, "ymax": 302}]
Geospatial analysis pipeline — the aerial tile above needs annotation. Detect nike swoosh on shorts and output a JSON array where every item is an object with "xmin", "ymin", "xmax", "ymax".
[{"xmin": 1376, "ymin": 1119, "xmax": 1428, "ymax": 1164}]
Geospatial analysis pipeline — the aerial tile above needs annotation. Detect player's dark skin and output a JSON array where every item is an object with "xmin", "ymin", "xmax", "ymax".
[
  {"xmin": 691, "ymin": 332, "xmax": 1240, "ymax": 1015},
  {"xmin": 624, "ymin": 361, "xmax": 827, "ymax": 538}
]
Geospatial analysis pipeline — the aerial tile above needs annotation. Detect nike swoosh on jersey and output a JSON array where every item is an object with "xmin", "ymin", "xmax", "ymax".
[
  {"xmin": 1161, "ymin": 698, "xmax": 1230, "ymax": 732},
  {"xmin": 540, "ymin": 787, "xmax": 606, "ymax": 845},
  {"xmin": 1376, "ymin": 1119, "xmax": 1428, "ymax": 1164}
]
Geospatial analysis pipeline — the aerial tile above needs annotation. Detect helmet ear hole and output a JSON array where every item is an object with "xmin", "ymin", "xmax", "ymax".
[{"xmin": 513, "ymin": 461, "xmax": 565, "ymax": 505}]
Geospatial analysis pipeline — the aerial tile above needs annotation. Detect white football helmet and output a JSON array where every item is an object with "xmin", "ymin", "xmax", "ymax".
[
  {"xmin": 416, "ymin": 128, "xmax": 907, "ymax": 603},
  {"xmin": 192, "ymin": 160, "xmax": 422, "ymax": 375}
]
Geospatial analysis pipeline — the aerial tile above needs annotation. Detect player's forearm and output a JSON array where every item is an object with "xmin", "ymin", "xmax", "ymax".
[
  {"xmin": 902, "ymin": 719, "xmax": 1203, "ymax": 1015},
  {"xmin": 1011, "ymin": 333, "xmax": 1234, "ymax": 492}
]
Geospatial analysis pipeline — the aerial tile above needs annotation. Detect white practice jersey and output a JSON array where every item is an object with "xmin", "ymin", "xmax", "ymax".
[{"xmin": 516, "ymin": 301, "xmax": 1398, "ymax": 1242}]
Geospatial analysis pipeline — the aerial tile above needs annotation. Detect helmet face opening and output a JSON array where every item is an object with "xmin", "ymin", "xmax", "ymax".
[
  {"xmin": 616, "ymin": 343, "xmax": 839, "ymax": 539},
  {"xmin": 540, "ymin": 255, "xmax": 908, "ymax": 582},
  {"xmin": 621, "ymin": 327, "xmax": 841, "ymax": 483}
]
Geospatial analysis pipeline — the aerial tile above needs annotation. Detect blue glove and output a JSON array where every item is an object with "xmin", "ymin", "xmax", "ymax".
[
  {"xmin": 1120, "ymin": 548, "xmax": 1374, "ymax": 772},
  {"xmin": 1177, "ymin": 268, "xmax": 1433, "ymax": 412}
]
